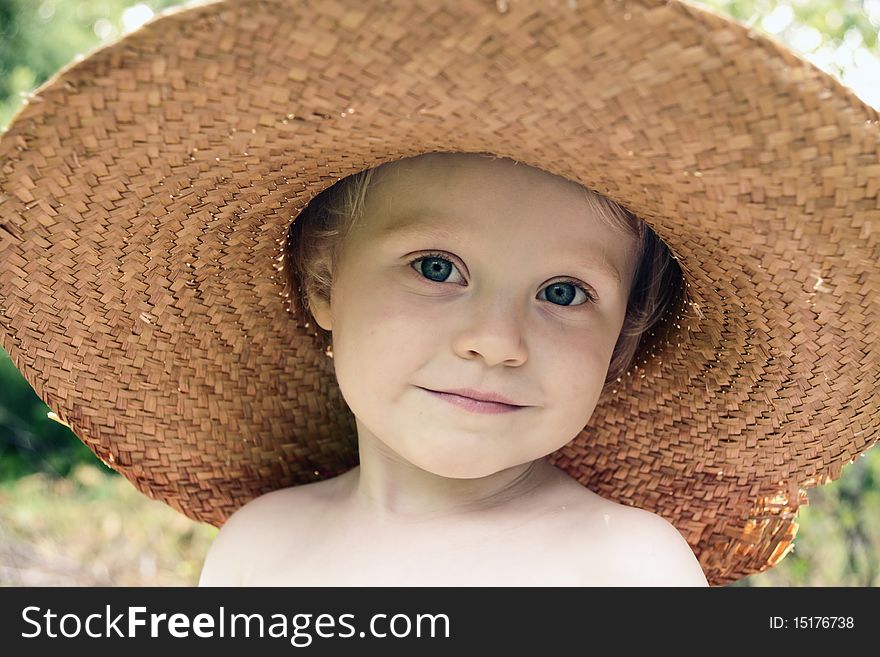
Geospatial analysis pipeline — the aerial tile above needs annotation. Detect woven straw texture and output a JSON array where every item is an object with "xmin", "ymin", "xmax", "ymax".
[{"xmin": 0, "ymin": 0, "xmax": 878, "ymax": 585}]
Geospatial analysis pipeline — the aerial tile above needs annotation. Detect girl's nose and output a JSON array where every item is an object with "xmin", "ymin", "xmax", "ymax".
[{"xmin": 451, "ymin": 294, "xmax": 529, "ymax": 367}]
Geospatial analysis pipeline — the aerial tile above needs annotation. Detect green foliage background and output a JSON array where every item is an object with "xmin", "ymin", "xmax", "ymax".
[{"xmin": 0, "ymin": 0, "xmax": 878, "ymax": 586}]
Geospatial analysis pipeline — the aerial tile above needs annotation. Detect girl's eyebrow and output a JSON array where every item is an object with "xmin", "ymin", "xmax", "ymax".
[
  {"xmin": 573, "ymin": 256, "xmax": 622, "ymax": 286},
  {"xmin": 379, "ymin": 215, "xmax": 459, "ymax": 241},
  {"xmin": 380, "ymin": 216, "xmax": 622, "ymax": 286}
]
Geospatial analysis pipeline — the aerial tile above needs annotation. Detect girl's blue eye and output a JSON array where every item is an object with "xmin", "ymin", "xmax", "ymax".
[
  {"xmin": 414, "ymin": 255, "xmax": 457, "ymax": 283},
  {"xmin": 408, "ymin": 253, "xmax": 596, "ymax": 306},
  {"xmin": 539, "ymin": 282, "xmax": 594, "ymax": 306}
]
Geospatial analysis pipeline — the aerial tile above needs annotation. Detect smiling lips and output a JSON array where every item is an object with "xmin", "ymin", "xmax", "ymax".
[{"xmin": 418, "ymin": 387, "xmax": 525, "ymax": 414}]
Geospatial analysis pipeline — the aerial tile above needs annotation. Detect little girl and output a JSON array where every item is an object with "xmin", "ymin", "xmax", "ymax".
[
  {"xmin": 1, "ymin": 0, "xmax": 876, "ymax": 588},
  {"xmin": 198, "ymin": 151, "xmax": 708, "ymax": 586}
]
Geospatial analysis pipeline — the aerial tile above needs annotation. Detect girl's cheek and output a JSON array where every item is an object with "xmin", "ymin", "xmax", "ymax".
[
  {"xmin": 546, "ymin": 333, "xmax": 610, "ymax": 397},
  {"xmin": 358, "ymin": 291, "xmax": 435, "ymax": 348},
  {"xmin": 376, "ymin": 281, "xmax": 447, "ymax": 320}
]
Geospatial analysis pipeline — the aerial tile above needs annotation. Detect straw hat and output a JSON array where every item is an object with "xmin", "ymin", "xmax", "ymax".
[{"xmin": 1, "ymin": 0, "xmax": 878, "ymax": 586}]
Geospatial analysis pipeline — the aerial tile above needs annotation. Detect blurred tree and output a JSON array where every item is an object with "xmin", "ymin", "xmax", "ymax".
[
  {"xmin": 701, "ymin": 0, "xmax": 880, "ymax": 107},
  {"xmin": 0, "ymin": 0, "xmax": 187, "ymax": 127},
  {"xmin": 706, "ymin": 0, "xmax": 877, "ymax": 46},
  {"xmin": 0, "ymin": 351, "xmax": 98, "ymax": 479}
]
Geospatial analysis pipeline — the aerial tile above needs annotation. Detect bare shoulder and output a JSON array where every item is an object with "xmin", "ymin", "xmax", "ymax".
[
  {"xmin": 198, "ymin": 486, "xmax": 303, "ymax": 587},
  {"xmin": 603, "ymin": 504, "xmax": 709, "ymax": 587},
  {"xmin": 537, "ymin": 465, "xmax": 708, "ymax": 586}
]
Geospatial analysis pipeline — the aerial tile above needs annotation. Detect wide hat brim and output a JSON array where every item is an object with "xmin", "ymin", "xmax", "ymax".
[{"xmin": 1, "ymin": 0, "xmax": 878, "ymax": 585}]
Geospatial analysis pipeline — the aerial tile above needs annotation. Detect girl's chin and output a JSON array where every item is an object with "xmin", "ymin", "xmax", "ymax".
[{"xmin": 402, "ymin": 456, "xmax": 517, "ymax": 481}]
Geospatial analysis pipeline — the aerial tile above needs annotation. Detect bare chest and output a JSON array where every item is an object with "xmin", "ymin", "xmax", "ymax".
[
  {"xmin": 247, "ymin": 546, "xmax": 599, "ymax": 586},
  {"xmin": 242, "ymin": 508, "xmax": 616, "ymax": 586}
]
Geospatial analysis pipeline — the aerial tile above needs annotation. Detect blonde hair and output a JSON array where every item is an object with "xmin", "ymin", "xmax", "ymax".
[{"xmin": 284, "ymin": 158, "xmax": 685, "ymax": 395}]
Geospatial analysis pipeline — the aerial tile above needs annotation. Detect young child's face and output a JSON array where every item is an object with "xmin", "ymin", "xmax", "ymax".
[{"xmin": 309, "ymin": 152, "xmax": 639, "ymax": 479}]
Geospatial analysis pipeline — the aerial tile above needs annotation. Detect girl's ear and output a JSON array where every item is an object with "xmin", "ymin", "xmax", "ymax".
[
  {"xmin": 307, "ymin": 291, "xmax": 333, "ymax": 331},
  {"xmin": 305, "ymin": 247, "xmax": 334, "ymax": 331}
]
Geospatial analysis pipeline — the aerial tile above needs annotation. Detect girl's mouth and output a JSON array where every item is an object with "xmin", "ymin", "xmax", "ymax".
[{"xmin": 418, "ymin": 387, "xmax": 524, "ymax": 414}]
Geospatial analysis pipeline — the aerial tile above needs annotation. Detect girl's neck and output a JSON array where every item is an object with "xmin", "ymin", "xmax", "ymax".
[{"xmin": 342, "ymin": 430, "xmax": 561, "ymax": 522}]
